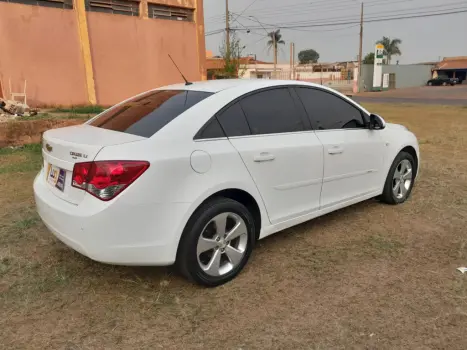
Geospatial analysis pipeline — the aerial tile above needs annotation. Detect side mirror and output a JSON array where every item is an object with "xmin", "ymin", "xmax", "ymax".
[{"xmin": 369, "ymin": 114, "xmax": 386, "ymax": 130}]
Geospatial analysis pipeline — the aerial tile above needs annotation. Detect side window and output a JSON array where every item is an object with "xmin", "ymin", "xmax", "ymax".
[
  {"xmin": 295, "ymin": 88, "xmax": 366, "ymax": 130},
  {"xmin": 195, "ymin": 118, "xmax": 225, "ymax": 140},
  {"xmin": 239, "ymin": 88, "xmax": 306, "ymax": 135},
  {"xmin": 217, "ymin": 102, "xmax": 251, "ymax": 137}
]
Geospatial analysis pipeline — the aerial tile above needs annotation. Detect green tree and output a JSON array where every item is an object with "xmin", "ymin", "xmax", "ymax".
[
  {"xmin": 267, "ymin": 29, "xmax": 285, "ymax": 65},
  {"xmin": 218, "ymin": 32, "xmax": 245, "ymax": 78},
  {"xmin": 298, "ymin": 49, "xmax": 320, "ymax": 64},
  {"xmin": 363, "ymin": 52, "xmax": 375, "ymax": 65},
  {"xmin": 376, "ymin": 36, "xmax": 402, "ymax": 65}
]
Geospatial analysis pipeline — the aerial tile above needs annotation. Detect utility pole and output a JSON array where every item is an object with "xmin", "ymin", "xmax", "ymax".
[
  {"xmin": 358, "ymin": 2, "xmax": 364, "ymax": 78},
  {"xmin": 225, "ymin": 0, "xmax": 230, "ymax": 56},
  {"xmin": 290, "ymin": 42, "xmax": 295, "ymax": 80},
  {"xmin": 290, "ymin": 42, "xmax": 293, "ymax": 79}
]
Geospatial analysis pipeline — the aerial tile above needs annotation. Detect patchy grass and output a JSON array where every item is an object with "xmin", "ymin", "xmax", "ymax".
[
  {"xmin": 1, "ymin": 104, "xmax": 467, "ymax": 349},
  {"xmin": 50, "ymin": 105, "xmax": 106, "ymax": 114},
  {"xmin": 19, "ymin": 112, "xmax": 93, "ymax": 121}
]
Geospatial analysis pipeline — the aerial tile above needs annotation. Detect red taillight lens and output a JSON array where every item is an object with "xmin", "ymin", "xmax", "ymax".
[{"xmin": 72, "ymin": 161, "xmax": 149, "ymax": 201}]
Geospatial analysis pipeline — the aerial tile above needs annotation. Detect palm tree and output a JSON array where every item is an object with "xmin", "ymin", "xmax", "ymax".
[
  {"xmin": 376, "ymin": 36, "xmax": 402, "ymax": 65},
  {"xmin": 267, "ymin": 29, "xmax": 285, "ymax": 65}
]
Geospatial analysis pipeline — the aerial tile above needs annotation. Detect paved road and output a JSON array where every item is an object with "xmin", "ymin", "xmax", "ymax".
[
  {"xmin": 353, "ymin": 84, "xmax": 467, "ymax": 106},
  {"xmin": 354, "ymin": 96, "xmax": 467, "ymax": 106}
]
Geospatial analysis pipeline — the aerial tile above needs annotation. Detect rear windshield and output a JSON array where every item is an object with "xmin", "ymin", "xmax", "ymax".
[{"xmin": 89, "ymin": 90, "xmax": 213, "ymax": 137}]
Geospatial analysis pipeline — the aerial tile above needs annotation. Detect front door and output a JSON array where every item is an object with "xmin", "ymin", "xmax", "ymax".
[
  {"xmin": 295, "ymin": 87, "xmax": 386, "ymax": 209},
  {"xmin": 216, "ymin": 88, "xmax": 324, "ymax": 224}
]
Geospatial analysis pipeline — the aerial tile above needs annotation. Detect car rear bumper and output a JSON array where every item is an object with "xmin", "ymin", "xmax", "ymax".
[{"xmin": 33, "ymin": 170, "xmax": 191, "ymax": 266}]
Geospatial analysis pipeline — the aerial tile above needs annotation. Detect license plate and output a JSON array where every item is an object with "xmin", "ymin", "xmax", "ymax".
[{"xmin": 47, "ymin": 164, "xmax": 66, "ymax": 192}]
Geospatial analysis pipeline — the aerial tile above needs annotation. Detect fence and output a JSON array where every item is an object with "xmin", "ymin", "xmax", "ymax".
[{"xmin": 249, "ymin": 68, "xmax": 357, "ymax": 94}]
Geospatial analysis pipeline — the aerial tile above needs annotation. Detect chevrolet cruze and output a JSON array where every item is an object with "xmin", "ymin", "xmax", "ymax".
[{"xmin": 34, "ymin": 80, "xmax": 419, "ymax": 286}]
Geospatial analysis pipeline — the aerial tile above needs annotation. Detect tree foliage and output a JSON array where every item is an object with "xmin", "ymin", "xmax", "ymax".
[
  {"xmin": 218, "ymin": 32, "xmax": 245, "ymax": 78},
  {"xmin": 266, "ymin": 29, "xmax": 285, "ymax": 52},
  {"xmin": 363, "ymin": 52, "xmax": 375, "ymax": 65},
  {"xmin": 376, "ymin": 36, "xmax": 402, "ymax": 64},
  {"xmin": 298, "ymin": 49, "xmax": 320, "ymax": 64}
]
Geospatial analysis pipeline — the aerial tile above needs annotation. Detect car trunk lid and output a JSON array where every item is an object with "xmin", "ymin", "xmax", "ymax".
[{"xmin": 42, "ymin": 124, "xmax": 146, "ymax": 205}]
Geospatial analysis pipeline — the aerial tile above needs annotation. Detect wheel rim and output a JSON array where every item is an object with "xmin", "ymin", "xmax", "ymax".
[
  {"xmin": 392, "ymin": 159, "xmax": 413, "ymax": 199},
  {"xmin": 196, "ymin": 212, "xmax": 248, "ymax": 277}
]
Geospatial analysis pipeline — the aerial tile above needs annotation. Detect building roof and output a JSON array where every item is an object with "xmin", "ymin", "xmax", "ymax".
[{"xmin": 436, "ymin": 56, "xmax": 467, "ymax": 70}]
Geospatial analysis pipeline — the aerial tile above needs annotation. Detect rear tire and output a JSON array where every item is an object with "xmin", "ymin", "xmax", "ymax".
[
  {"xmin": 442, "ymin": 82, "xmax": 447, "ymax": 86},
  {"xmin": 380, "ymin": 151, "xmax": 416, "ymax": 205},
  {"xmin": 428, "ymin": 82, "xmax": 432, "ymax": 86},
  {"xmin": 176, "ymin": 197, "xmax": 256, "ymax": 287}
]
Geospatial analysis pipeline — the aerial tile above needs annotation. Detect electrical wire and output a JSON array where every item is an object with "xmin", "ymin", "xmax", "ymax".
[{"xmin": 230, "ymin": 7, "xmax": 467, "ymax": 31}]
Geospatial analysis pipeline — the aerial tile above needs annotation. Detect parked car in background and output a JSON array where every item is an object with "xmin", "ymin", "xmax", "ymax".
[
  {"xmin": 34, "ymin": 80, "xmax": 420, "ymax": 287},
  {"xmin": 427, "ymin": 76, "xmax": 457, "ymax": 86}
]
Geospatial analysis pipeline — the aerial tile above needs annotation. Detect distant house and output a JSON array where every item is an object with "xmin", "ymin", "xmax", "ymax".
[{"xmin": 433, "ymin": 57, "xmax": 467, "ymax": 82}]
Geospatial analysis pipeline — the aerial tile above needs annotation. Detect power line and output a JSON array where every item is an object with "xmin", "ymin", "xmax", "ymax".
[
  {"xmin": 232, "ymin": 13, "xmax": 360, "ymax": 34},
  {"xmin": 230, "ymin": 7, "xmax": 467, "ymax": 30},
  {"xmin": 268, "ymin": 0, "xmax": 467, "ymax": 25}
]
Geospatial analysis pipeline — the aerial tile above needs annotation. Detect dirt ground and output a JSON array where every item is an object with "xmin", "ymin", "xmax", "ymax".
[{"xmin": 1, "ymin": 104, "xmax": 467, "ymax": 349}]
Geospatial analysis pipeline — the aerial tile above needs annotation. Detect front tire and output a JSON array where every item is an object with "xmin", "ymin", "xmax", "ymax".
[
  {"xmin": 380, "ymin": 151, "xmax": 416, "ymax": 205},
  {"xmin": 176, "ymin": 197, "xmax": 256, "ymax": 287}
]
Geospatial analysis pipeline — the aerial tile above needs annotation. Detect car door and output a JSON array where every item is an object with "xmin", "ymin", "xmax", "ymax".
[
  {"xmin": 216, "ymin": 87, "xmax": 324, "ymax": 225},
  {"xmin": 295, "ymin": 87, "xmax": 386, "ymax": 210}
]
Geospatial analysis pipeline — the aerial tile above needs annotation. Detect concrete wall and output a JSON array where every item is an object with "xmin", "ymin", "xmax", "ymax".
[
  {"xmin": 87, "ymin": 12, "xmax": 199, "ymax": 106},
  {"xmin": 359, "ymin": 64, "xmax": 432, "ymax": 91},
  {"xmin": 0, "ymin": 0, "xmax": 206, "ymax": 106},
  {"xmin": 0, "ymin": 3, "xmax": 88, "ymax": 106}
]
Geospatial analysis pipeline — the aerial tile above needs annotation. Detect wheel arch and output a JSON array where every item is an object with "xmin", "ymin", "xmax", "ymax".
[
  {"xmin": 189, "ymin": 188, "xmax": 263, "ymax": 241},
  {"xmin": 399, "ymin": 145, "xmax": 419, "ymax": 177}
]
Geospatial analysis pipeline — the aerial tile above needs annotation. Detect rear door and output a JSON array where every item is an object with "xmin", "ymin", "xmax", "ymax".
[
  {"xmin": 295, "ymin": 87, "xmax": 386, "ymax": 209},
  {"xmin": 219, "ymin": 87, "xmax": 324, "ymax": 224}
]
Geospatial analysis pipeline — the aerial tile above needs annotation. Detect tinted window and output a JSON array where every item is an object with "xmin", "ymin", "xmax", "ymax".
[
  {"xmin": 239, "ymin": 88, "xmax": 305, "ymax": 135},
  {"xmin": 195, "ymin": 118, "xmax": 225, "ymax": 139},
  {"xmin": 89, "ymin": 90, "xmax": 213, "ymax": 137},
  {"xmin": 296, "ymin": 88, "xmax": 366, "ymax": 130},
  {"xmin": 217, "ymin": 102, "xmax": 251, "ymax": 137}
]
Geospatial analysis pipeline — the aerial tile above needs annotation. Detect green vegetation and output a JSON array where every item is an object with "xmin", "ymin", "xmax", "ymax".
[
  {"xmin": 50, "ymin": 105, "xmax": 105, "ymax": 114},
  {"xmin": 19, "ymin": 112, "xmax": 91, "ymax": 121}
]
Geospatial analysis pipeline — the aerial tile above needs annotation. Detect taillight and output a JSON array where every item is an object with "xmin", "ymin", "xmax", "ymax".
[{"xmin": 72, "ymin": 161, "xmax": 149, "ymax": 201}]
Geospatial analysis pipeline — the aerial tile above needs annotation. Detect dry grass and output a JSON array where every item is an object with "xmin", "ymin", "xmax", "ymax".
[{"xmin": 1, "ymin": 104, "xmax": 467, "ymax": 349}]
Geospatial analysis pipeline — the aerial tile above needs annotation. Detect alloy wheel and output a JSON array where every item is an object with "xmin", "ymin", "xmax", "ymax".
[
  {"xmin": 196, "ymin": 212, "xmax": 248, "ymax": 277},
  {"xmin": 392, "ymin": 159, "xmax": 413, "ymax": 199}
]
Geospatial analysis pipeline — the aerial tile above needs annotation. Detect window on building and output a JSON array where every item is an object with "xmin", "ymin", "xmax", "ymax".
[
  {"xmin": 239, "ymin": 88, "xmax": 306, "ymax": 135},
  {"xmin": 148, "ymin": 3, "xmax": 194, "ymax": 22},
  {"xmin": 85, "ymin": 0, "xmax": 139, "ymax": 16},
  {"xmin": 0, "ymin": 0, "xmax": 73, "ymax": 9},
  {"xmin": 295, "ymin": 88, "xmax": 366, "ymax": 130}
]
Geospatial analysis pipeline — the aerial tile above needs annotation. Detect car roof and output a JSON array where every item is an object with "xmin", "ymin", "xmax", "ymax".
[{"xmin": 159, "ymin": 79, "xmax": 325, "ymax": 93}]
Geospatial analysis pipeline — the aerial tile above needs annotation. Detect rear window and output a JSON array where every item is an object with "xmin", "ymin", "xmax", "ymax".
[{"xmin": 89, "ymin": 90, "xmax": 213, "ymax": 137}]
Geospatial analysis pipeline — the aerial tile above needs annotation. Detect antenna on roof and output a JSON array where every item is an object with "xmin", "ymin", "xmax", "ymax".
[{"xmin": 168, "ymin": 54, "xmax": 192, "ymax": 86}]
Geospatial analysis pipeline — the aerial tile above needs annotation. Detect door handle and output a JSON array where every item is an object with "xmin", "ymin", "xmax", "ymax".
[
  {"xmin": 328, "ymin": 146, "xmax": 344, "ymax": 155},
  {"xmin": 254, "ymin": 152, "xmax": 276, "ymax": 162}
]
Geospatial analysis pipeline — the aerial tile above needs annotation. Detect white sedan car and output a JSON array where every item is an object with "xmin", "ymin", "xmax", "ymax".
[{"xmin": 34, "ymin": 80, "xmax": 419, "ymax": 286}]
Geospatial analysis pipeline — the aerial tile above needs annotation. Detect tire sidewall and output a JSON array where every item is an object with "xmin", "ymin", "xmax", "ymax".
[
  {"xmin": 178, "ymin": 198, "xmax": 256, "ymax": 287},
  {"xmin": 385, "ymin": 152, "xmax": 416, "ymax": 204}
]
